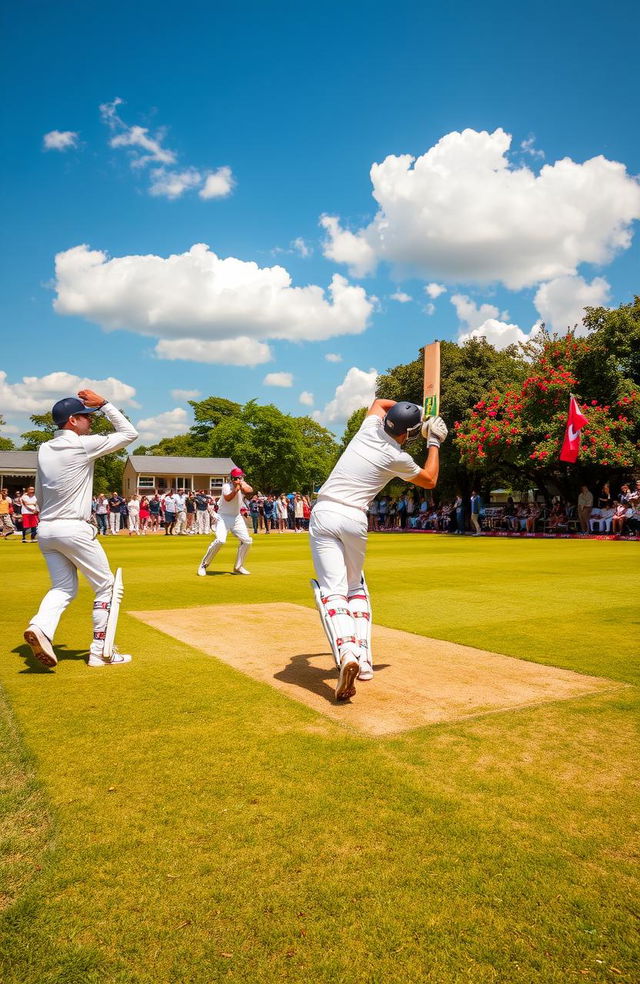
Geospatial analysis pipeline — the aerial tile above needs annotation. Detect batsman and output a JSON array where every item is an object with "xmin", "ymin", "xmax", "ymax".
[{"xmin": 310, "ymin": 396, "xmax": 447, "ymax": 701}]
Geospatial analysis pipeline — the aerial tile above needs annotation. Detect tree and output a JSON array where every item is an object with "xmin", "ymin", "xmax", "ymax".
[
  {"xmin": 375, "ymin": 338, "xmax": 526, "ymax": 498},
  {"xmin": 21, "ymin": 412, "xmax": 56, "ymax": 450},
  {"xmin": 581, "ymin": 295, "xmax": 640, "ymax": 387},
  {"xmin": 340, "ymin": 407, "xmax": 367, "ymax": 452},
  {"xmin": 0, "ymin": 415, "xmax": 15, "ymax": 451},
  {"xmin": 189, "ymin": 396, "xmax": 241, "ymax": 442},
  {"xmin": 455, "ymin": 324, "xmax": 640, "ymax": 499}
]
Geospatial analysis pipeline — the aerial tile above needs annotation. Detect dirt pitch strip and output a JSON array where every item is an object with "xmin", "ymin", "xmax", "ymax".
[{"xmin": 130, "ymin": 603, "xmax": 618, "ymax": 736}]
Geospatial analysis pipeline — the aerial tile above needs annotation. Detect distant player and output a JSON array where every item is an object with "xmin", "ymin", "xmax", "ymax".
[
  {"xmin": 24, "ymin": 390, "xmax": 138, "ymax": 669},
  {"xmin": 197, "ymin": 467, "xmax": 254, "ymax": 576},
  {"xmin": 310, "ymin": 399, "xmax": 447, "ymax": 701}
]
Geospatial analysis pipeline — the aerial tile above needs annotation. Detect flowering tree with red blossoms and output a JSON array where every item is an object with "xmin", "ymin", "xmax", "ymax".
[{"xmin": 455, "ymin": 319, "xmax": 640, "ymax": 497}]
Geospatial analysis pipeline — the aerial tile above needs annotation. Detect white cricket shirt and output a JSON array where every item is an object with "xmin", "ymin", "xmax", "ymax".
[
  {"xmin": 217, "ymin": 482, "xmax": 244, "ymax": 518},
  {"xmin": 36, "ymin": 404, "xmax": 138, "ymax": 522},
  {"xmin": 317, "ymin": 414, "xmax": 421, "ymax": 512}
]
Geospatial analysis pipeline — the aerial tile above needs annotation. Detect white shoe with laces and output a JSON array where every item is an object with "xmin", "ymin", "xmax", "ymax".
[
  {"xmin": 357, "ymin": 656, "xmax": 374, "ymax": 681},
  {"xmin": 233, "ymin": 567, "xmax": 251, "ymax": 575},
  {"xmin": 88, "ymin": 648, "xmax": 132, "ymax": 667},
  {"xmin": 197, "ymin": 565, "xmax": 207, "ymax": 576}
]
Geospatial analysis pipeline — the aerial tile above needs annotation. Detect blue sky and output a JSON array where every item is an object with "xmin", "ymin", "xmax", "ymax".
[{"xmin": 1, "ymin": 0, "xmax": 639, "ymax": 444}]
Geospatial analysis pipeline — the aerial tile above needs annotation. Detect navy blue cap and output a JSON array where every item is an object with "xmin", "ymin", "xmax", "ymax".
[{"xmin": 52, "ymin": 397, "xmax": 102, "ymax": 428}]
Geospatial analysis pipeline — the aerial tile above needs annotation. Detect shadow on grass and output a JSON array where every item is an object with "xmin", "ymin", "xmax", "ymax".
[
  {"xmin": 275, "ymin": 651, "xmax": 390, "ymax": 703},
  {"xmin": 12, "ymin": 644, "xmax": 89, "ymax": 674}
]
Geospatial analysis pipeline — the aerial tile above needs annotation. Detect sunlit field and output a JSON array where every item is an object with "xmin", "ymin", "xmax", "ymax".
[{"xmin": 1, "ymin": 533, "xmax": 638, "ymax": 984}]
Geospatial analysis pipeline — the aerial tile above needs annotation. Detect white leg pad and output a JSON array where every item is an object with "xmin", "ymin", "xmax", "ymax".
[
  {"xmin": 348, "ymin": 575, "xmax": 373, "ymax": 679},
  {"xmin": 201, "ymin": 539, "xmax": 223, "ymax": 568},
  {"xmin": 102, "ymin": 567, "xmax": 123, "ymax": 662},
  {"xmin": 234, "ymin": 539, "xmax": 252, "ymax": 571},
  {"xmin": 310, "ymin": 579, "xmax": 357, "ymax": 670}
]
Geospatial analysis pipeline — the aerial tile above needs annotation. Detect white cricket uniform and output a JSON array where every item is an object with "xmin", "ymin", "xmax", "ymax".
[
  {"xmin": 310, "ymin": 414, "xmax": 420, "ymax": 667},
  {"xmin": 200, "ymin": 482, "xmax": 252, "ymax": 571},
  {"xmin": 29, "ymin": 404, "xmax": 138, "ymax": 656},
  {"xmin": 215, "ymin": 483, "xmax": 252, "ymax": 545}
]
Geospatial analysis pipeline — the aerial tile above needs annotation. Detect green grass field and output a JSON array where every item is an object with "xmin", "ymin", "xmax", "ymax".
[{"xmin": 1, "ymin": 533, "xmax": 638, "ymax": 984}]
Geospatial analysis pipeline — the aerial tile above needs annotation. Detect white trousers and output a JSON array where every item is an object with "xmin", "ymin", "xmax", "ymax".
[
  {"xmin": 109, "ymin": 512, "xmax": 121, "ymax": 534},
  {"xmin": 309, "ymin": 502, "xmax": 368, "ymax": 596},
  {"xmin": 309, "ymin": 502, "xmax": 369, "ymax": 666},
  {"xmin": 195, "ymin": 510, "xmax": 210, "ymax": 534},
  {"xmin": 174, "ymin": 509, "xmax": 187, "ymax": 534},
  {"xmin": 30, "ymin": 520, "xmax": 114, "ymax": 657},
  {"xmin": 201, "ymin": 513, "xmax": 252, "ymax": 570},
  {"xmin": 128, "ymin": 511, "xmax": 140, "ymax": 533}
]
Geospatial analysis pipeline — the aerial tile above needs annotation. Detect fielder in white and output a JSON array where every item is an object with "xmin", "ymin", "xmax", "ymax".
[
  {"xmin": 310, "ymin": 399, "xmax": 447, "ymax": 701},
  {"xmin": 198, "ymin": 467, "xmax": 253, "ymax": 576},
  {"xmin": 23, "ymin": 390, "xmax": 138, "ymax": 670}
]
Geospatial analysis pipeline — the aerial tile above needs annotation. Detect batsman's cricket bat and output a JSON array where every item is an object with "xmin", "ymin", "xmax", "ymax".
[{"xmin": 423, "ymin": 341, "xmax": 441, "ymax": 419}]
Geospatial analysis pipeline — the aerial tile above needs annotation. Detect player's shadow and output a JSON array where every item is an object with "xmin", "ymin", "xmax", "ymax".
[
  {"xmin": 274, "ymin": 652, "xmax": 390, "ymax": 704},
  {"xmin": 13, "ymin": 644, "xmax": 88, "ymax": 673}
]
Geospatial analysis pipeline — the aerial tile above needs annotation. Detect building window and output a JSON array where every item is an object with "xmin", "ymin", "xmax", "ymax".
[
  {"xmin": 176, "ymin": 476, "xmax": 191, "ymax": 490},
  {"xmin": 138, "ymin": 476, "xmax": 154, "ymax": 489},
  {"xmin": 210, "ymin": 478, "xmax": 223, "ymax": 491}
]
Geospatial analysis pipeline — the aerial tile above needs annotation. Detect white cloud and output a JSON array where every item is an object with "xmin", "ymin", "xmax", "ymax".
[
  {"xmin": 390, "ymin": 291, "xmax": 412, "ymax": 303},
  {"xmin": 200, "ymin": 166, "xmax": 234, "ymax": 199},
  {"xmin": 424, "ymin": 303, "xmax": 435, "ymax": 316},
  {"xmin": 313, "ymin": 367, "xmax": 377, "ymax": 426},
  {"xmin": 533, "ymin": 275, "xmax": 610, "ymax": 335},
  {"xmin": 149, "ymin": 167, "xmax": 202, "ymax": 199},
  {"xmin": 459, "ymin": 318, "xmax": 540, "ymax": 350},
  {"xmin": 0, "ymin": 371, "xmax": 138, "ymax": 416},
  {"xmin": 99, "ymin": 97, "xmax": 234, "ymax": 201},
  {"xmin": 521, "ymin": 136, "xmax": 545, "ymax": 161},
  {"xmin": 263, "ymin": 372, "xmax": 293, "ymax": 387},
  {"xmin": 53, "ymin": 244, "xmax": 374, "ymax": 366},
  {"xmin": 156, "ymin": 337, "xmax": 272, "ymax": 366},
  {"xmin": 321, "ymin": 128, "xmax": 640, "ymax": 289},
  {"xmin": 451, "ymin": 294, "xmax": 500, "ymax": 330},
  {"xmin": 452, "ymin": 293, "xmax": 539, "ymax": 349},
  {"xmin": 100, "ymin": 98, "xmax": 176, "ymax": 167},
  {"xmin": 171, "ymin": 388, "xmax": 201, "ymax": 401},
  {"xmin": 43, "ymin": 130, "xmax": 79, "ymax": 151},
  {"xmin": 425, "ymin": 283, "xmax": 446, "ymax": 299},
  {"xmin": 272, "ymin": 237, "xmax": 313, "ymax": 259},
  {"xmin": 325, "ymin": 352, "xmax": 342, "ymax": 363},
  {"xmin": 292, "ymin": 237, "xmax": 312, "ymax": 258},
  {"xmin": 320, "ymin": 215, "xmax": 377, "ymax": 278},
  {"xmin": 299, "ymin": 391, "xmax": 314, "ymax": 406},
  {"xmin": 135, "ymin": 407, "xmax": 189, "ymax": 444}
]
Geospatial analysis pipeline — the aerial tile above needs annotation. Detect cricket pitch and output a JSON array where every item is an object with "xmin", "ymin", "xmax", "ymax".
[{"xmin": 130, "ymin": 603, "xmax": 617, "ymax": 736}]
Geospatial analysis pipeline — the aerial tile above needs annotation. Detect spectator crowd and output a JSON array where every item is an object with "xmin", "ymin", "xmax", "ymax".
[
  {"xmin": 86, "ymin": 489, "xmax": 313, "ymax": 536},
  {"xmin": 2, "ymin": 479, "xmax": 639, "ymax": 543},
  {"xmin": 365, "ymin": 479, "xmax": 640, "ymax": 536}
]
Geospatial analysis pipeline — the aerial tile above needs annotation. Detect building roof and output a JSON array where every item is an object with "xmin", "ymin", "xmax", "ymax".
[
  {"xmin": 0, "ymin": 451, "xmax": 38, "ymax": 471},
  {"xmin": 127, "ymin": 455, "xmax": 236, "ymax": 475}
]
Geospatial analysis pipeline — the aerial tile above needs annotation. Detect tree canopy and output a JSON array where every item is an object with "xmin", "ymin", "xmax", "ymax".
[{"xmin": 138, "ymin": 397, "xmax": 340, "ymax": 492}]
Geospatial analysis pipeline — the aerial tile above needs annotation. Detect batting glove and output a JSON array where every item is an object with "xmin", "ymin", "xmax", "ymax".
[{"xmin": 421, "ymin": 415, "xmax": 448, "ymax": 447}]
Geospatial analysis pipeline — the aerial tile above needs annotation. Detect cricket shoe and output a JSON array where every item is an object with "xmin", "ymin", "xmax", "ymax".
[
  {"xmin": 357, "ymin": 656, "xmax": 374, "ymax": 681},
  {"xmin": 233, "ymin": 567, "xmax": 251, "ymax": 575},
  {"xmin": 335, "ymin": 652, "xmax": 359, "ymax": 701},
  {"xmin": 23, "ymin": 625, "xmax": 57, "ymax": 669},
  {"xmin": 88, "ymin": 648, "xmax": 132, "ymax": 667},
  {"xmin": 197, "ymin": 565, "xmax": 207, "ymax": 576}
]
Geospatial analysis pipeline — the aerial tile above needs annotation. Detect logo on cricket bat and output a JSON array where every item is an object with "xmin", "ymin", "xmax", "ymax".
[{"xmin": 423, "ymin": 341, "xmax": 441, "ymax": 420}]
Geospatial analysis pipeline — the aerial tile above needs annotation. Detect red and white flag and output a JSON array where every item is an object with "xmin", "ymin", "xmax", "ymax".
[{"xmin": 559, "ymin": 396, "xmax": 588, "ymax": 463}]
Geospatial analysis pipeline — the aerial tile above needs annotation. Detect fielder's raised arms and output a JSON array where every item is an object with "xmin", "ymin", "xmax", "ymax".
[{"xmin": 423, "ymin": 341, "xmax": 441, "ymax": 419}]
